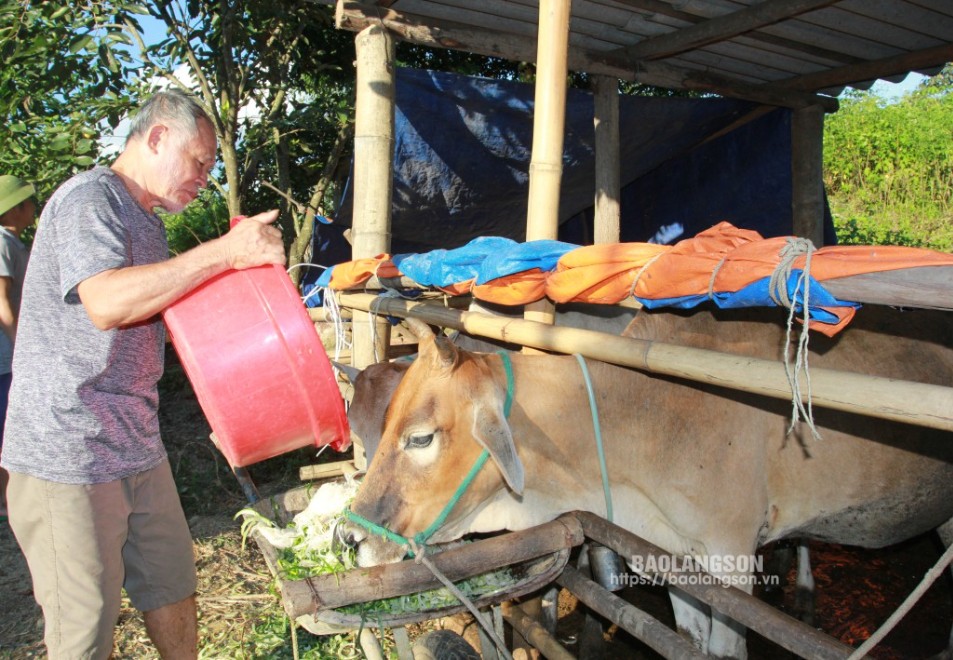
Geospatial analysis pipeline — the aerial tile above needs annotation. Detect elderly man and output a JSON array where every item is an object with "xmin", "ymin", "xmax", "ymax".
[{"xmin": 1, "ymin": 89, "xmax": 284, "ymax": 659}]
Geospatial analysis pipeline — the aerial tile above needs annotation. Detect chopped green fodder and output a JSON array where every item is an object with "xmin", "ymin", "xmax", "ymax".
[
  {"xmin": 335, "ymin": 563, "xmax": 516, "ymax": 616},
  {"xmin": 238, "ymin": 484, "xmax": 517, "ymax": 617}
]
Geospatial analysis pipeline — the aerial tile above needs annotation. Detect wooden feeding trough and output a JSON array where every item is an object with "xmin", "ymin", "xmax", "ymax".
[
  {"xmin": 249, "ymin": 484, "xmax": 581, "ymax": 635},
  {"xmin": 248, "ymin": 483, "xmax": 866, "ymax": 658}
]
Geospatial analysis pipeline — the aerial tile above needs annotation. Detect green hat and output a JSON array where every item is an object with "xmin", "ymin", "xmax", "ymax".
[{"xmin": 0, "ymin": 175, "xmax": 36, "ymax": 217}]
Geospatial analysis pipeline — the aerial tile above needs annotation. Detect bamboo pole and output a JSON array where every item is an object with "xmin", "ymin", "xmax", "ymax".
[
  {"xmin": 593, "ymin": 74, "xmax": 620, "ymax": 245},
  {"xmin": 308, "ymin": 307, "xmax": 352, "ymax": 322},
  {"xmin": 524, "ymin": 0, "xmax": 571, "ymax": 328},
  {"xmin": 501, "ymin": 602, "xmax": 576, "ymax": 660},
  {"xmin": 338, "ymin": 293, "xmax": 953, "ymax": 432},
  {"xmin": 351, "ymin": 24, "xmax": 395, "ymax": 370}
]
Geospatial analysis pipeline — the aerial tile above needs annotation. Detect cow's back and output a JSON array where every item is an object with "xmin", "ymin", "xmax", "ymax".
[{"xmin": 621, "ymin": 305, "xmax": 953, "ymax": 549}]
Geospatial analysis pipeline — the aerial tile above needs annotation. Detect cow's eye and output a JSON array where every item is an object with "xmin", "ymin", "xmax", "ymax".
[{"xmin": 407, "ymin": 433, "xmax": 434, "ymax": 449}]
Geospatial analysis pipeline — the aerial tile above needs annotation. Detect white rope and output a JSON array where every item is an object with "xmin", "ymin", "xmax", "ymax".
[
  {"xmin": 769, "ymin": 238, "xmax": 821, "ymax": 441},
  {"xmin": 294, "ymin": 262, "xmax": 329, "ymax": 308},
  {"xmin": 287, "ymin": 261, "xmax": 327, "ymax": 275},
  {"xmin": 367, "ymin": 290, "xmax": 402, "ymax": 364},
  {"xmin": 625, "ymin": 251, "xmax": 666, "ymax": 300},
  {"xmin": 706, "ymin": 255, "xmax": 730, "ymax": 300},
  {"xmin": 322, "ymin": 292, "xmax": 350, "ymax": 363},
  {"xmin": 408, "ymin": 540, "xmax": 514, "ymax": 660}
]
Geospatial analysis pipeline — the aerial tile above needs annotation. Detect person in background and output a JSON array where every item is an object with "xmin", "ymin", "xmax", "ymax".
[
  {"xmin": 1, "ymin": 89, "xmax": 285, "ymax": 659},
  {"xmin": 0, "ymin": 175, "xmax": 36, "ymax": 521}
]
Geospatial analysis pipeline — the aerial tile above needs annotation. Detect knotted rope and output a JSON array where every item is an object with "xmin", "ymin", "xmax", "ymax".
[{"xmin": 769, "ymin": 237, "xmax": 821, "ymax": 441}]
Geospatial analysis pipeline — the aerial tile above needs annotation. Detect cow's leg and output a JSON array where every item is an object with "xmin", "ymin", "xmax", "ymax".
[
  {"xmin": 708, "ymin": 600, "xmax": 749, "ymax": 659},
  {"xmin": 700, "ymin": 543, "xmax": 755, "ymax": 660},
  {"xmin": 669, "ymin": 587, "xmax": 712, "ymax": 651},
  {"xmin": 671, "ymin": 586, "xmax": 748, "ymax": 658},
  {"xmin": 794, "ymin": 541, "xmax": 815, "ymax": 626}
]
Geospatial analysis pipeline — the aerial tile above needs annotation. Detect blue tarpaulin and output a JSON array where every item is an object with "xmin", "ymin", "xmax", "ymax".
[
  {"xmin": 335, "ymin": 68, "xmax": 834, "ymax": 250},
  {"xmin": 305, "ymin": 68, "xmax": 835, "ymax": 304}
]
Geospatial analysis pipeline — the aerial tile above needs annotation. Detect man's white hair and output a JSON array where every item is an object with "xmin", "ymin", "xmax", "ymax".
[{"xmin": 126, "ymin": 89, "xmax": 211, "ymax": 145}]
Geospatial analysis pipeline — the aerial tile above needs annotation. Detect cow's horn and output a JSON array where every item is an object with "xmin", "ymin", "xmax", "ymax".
[{"xmin": 402, "ymin": 317, "xmax": 435, "ymax": 341}]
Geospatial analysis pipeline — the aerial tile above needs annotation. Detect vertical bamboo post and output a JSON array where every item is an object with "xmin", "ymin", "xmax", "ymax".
[
  {"xmin": 791, "ymin": 104, "xmax": 825, "ymax": 246},
  {"xmin": 524, "ymin": 0, "xmax": 572, "ymax": 328},
  {"xmin": 593, "ymin": 75, "xmax": 620, "ymax": 245},
  {"xmin": 351, "ymin": 25, "xmax": 395, "ymax": 373}
]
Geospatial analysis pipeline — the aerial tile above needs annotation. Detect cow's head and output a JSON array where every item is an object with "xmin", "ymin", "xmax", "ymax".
[{"xmin": 337, "ymin": 318, "xmax": 524, "ymax": 566}]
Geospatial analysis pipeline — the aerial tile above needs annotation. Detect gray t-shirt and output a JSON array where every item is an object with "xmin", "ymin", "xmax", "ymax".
[
  {"xmin": 0, "ymin": 227, "xmax": 29, "ymax": 374},
  {"xmin": 1, "ymin": 167, "xmax": 168, "ymax": 484}
]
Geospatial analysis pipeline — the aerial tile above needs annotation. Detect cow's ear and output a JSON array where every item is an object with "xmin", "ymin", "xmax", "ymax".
[
  {"xmin": 331, "ymin": 361, "xmax": 362, "ymax": 384},
  {"xmin": 472, "ymin": 403, "xmax": 524, "ymax": 495}
]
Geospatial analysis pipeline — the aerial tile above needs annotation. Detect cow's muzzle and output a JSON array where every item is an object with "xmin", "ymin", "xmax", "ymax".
[{"xmin": 334, "ymin": 518, "xmax": 408, "ymax": 566}]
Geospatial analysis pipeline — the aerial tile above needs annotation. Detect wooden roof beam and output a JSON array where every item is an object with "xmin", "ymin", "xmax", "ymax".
[
  {"xmin": 779, "ymin": 42, "xmax": 953, "ymax": 92},
  {"xmin": 635, "ymin": 60, "xmax": 838, "ymax": 111},
  {"xmin": 335, "ymin": 0, "xmax": 837, "ymax": 110},
  {"xmin": 609, "ymin": 0, "xmax": 862, "ymax": 66},
  {"xmin": 618, "ymin": 0, "xmax": 839, "ymax": 61}
]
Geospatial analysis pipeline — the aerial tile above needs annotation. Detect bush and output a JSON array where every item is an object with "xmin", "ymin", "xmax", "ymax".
[{"xmin": 824, "ymin": 79, "xmax": 953, "ymax": 251}]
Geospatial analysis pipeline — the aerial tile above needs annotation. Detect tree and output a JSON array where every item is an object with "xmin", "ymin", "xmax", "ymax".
[
  {"xmin": 0, "ymin": 1, "xmax": 141, "ymax": 203},
  {"xmin": 2, "ymin": 1, "xmax": 357, "ymax": 273},
  {"xmin": 126, "ymin": 0, "xmax": 356, "ymax": 274}
]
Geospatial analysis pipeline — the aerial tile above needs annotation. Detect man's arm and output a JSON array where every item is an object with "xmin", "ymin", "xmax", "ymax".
[{"xmin": 77, "ymin": 210, "xmax": 284, "ymax": 331}]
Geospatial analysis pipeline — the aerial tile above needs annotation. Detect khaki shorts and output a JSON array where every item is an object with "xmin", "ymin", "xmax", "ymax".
[{"xmin": 8, "ymin": 460, "xmax": 197, "ymax": 659}]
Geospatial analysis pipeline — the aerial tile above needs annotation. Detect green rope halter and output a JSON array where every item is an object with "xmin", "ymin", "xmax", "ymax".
[{"xmin": 344, "ymin": 351, "xmax": 515, "ymax": 557}]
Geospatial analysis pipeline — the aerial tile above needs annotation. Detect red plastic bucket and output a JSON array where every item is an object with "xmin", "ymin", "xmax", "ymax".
[{"xmin": 163, "ymin": 264, "xmax": 350, "ymax": 468}]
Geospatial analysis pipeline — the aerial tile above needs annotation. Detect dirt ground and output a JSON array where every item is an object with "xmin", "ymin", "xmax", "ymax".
[{"xmin": 1, "ymin": 348, "xmax": 952, "ymax": 658}]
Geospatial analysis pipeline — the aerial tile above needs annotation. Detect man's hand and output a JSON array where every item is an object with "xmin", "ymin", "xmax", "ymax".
[{"xmin": 221, "ymin": 209, "xmax": 286, "ymax": 270}]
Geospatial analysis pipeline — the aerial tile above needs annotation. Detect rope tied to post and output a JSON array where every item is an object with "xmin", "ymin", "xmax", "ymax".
[{"xmin": 769, "ymin": 237, "xmax": 821, "ymax": 441}]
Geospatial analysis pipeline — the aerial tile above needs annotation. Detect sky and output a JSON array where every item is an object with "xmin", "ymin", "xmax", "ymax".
[
  {"xmin": 866, "ymin": 72, "xmax": 927, "ymax": 101},
  {"xmin": 138, "ymin": 13, "xmax": 167, "ymax": 47}
]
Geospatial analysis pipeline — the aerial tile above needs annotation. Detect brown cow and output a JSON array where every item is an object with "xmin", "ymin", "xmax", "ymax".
[{"xmin": 338, "ymin": 306, "xmax": 953, "ymax": 658}]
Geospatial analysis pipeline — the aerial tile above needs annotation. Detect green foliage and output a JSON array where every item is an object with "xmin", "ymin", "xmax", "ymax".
[
  {"xmin": 824, "ymin": 69, "xmax": 953, "ymax": 252},
  {"xmin": 162, "ymin": 189, "xmax": 230, "ymax": 255},
  {"xmin": 1, "ymin": 0, "xmax": 357, "ymax": 263},
  {"xmin": 140, "ymin": 0, "xmax": 359, "ymax": 269},
  {"xmin": 0, "ymin": 1, "xmax": 140, "ymax": 199},
  {"xmin": 397, "ymin": 44, "xmax": 523, "ymax": 81}
]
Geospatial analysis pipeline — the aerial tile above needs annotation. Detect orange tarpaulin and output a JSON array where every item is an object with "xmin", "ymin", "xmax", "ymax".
[
  {"xmin": 314, "ymin": 222, "xmax": 953, "ymax": 335},
  {"xmin": 545, "ymin": 242, "xmax": 671, "ymax": 304},
  {"xmin": 327, "ymin": 254, "xmax": 400, "ymax": 290},
  {"xmin": 472, "ymin": 269, "xmax": 550, "ymax": 306},
  {"xmin": 547, "ymin": 221, "xmax": 953, "ymax": 308}
]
